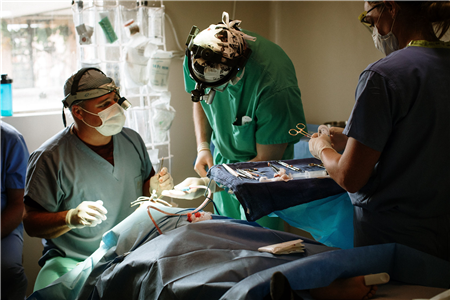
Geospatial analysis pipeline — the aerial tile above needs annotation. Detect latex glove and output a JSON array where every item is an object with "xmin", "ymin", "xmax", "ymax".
[
  {"xmin": 329, "ymin": 127, "xmax": 348, "ymax": 152},
  {"xmin": 161, "ymin": 177, "xmax": 217, "ymax": 200},
  {"xmin": 194, "ymin": 142, "xmax": 214, "ymax": 177},
  {"xmin": 309, "ymin": 133, "xmax": 336, "ymax": 161},
  {"xmin": 65, "ymin": 200, "xmax": 108, "ymax": 229},
  {"xmin": 150, "ymin": 167, "xmax": 174, "ymax": 197}
]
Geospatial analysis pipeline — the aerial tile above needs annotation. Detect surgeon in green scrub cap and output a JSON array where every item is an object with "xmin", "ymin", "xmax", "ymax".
[{"xmin": 174, "ymin": 12, "xmax": 306, "ymax": 230}]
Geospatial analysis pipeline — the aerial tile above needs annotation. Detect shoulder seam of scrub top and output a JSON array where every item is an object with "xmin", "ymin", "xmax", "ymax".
[
  {"xmin": 256, "ymin": 85, "xmax": 302, "ymax": 104},
  {"xmin": 360, "ymin": 68, "xmax": 399, "ymax": 94}
]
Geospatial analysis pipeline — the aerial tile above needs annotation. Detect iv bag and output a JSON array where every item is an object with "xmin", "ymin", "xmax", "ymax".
[
  {"xmin": 151, "ymin": 92, "xmax": 175, "ymax": 143},
  {"xmin": 149, "ymin": 50, "xmax": 172, "ymax": 91}
]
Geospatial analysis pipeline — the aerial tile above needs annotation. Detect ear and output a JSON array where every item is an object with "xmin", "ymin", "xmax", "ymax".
[
  {"xmin": 384, "ymin": 1, "xmax": 400, "ymax": 18},
  {"xmin": 71, "ymin": 105, "xmax": 83, "ymax": 120}
]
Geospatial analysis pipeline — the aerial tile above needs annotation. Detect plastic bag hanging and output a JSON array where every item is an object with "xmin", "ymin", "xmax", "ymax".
[
  {"xmin": 151, "ymin": 92, "xmax": 175, "ymax": 143},
  {"xmin": 123, "ymin": 20, "xmax": 157, "ymax": 87}
]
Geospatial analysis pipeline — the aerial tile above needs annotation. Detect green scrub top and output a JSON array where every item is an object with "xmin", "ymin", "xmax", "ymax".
[
  {"xmin": 184, "ymin": 30, "xmax": 305, "ymax": 163},
  {"xmin": 184, "ymin": 30, "xmax": 306, "ymax": 228}
]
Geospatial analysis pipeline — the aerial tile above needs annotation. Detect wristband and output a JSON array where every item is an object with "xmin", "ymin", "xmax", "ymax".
[{"xmin": 197, "ymin": 141, "xmax": 211, "ymax": 153}]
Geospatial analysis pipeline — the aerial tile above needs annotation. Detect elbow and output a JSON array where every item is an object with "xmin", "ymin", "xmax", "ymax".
[
  {"xmin": 23, "ymin": 213, "xmax": 44, "ymax": 238},
  {"xmin": 340, "ymin": 178, "xmax": 366, "ymax": 193},
  {"xmin": 23, "ymin": 217, "xmax": 38, "ymax": 237},
  {"xmin": 334, "ymin": 173, "xmax": 366, "ymax": 193}
]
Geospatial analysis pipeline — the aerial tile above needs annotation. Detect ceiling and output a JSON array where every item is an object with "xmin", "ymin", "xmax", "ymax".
[{"xmin": 1, "ymin": 1, "xmax": 74, "ymax": 19}]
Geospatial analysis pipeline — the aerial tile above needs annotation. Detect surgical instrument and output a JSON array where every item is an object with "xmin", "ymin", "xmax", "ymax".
[
  {"xmin": 223, "ymin": 163, "xmax": 239, "ymax": 177},
  {"xmin": 244, "ymin": 168, "xmax": 265, "ymax": 175},
  {"xmin": 236, "ymin": 169, "xmax": 258, "ymax": 180},
  {"xmin": 289, "ymin": 123, "xmax": 330, "ymax": 138},
  {"xmin": 276, "ymin": 160, "xmax": 302, "ymax": 172},
  {"xmin": 289, "ymin": 123, "xmax": 312, "ymax": 138},
  {"xmin": 223, "ymin": 164, "xmax": 243, "ymax": 180},
  {"xmin": 236, "ymin": 169, "xmax": 252, "ymax": 179},
  {"xmin": 242, "ymin": 169, "xmax": 261, "ymax": 177},
  {"xmin": 268, "ymin": 162, "xmax": 280, "ymax": 173},
  {"xmin": 308, "ymin": 163, "xmax": 326, "ymax": 169},
  {"xmin": 158, "ymin": 157, "xmax": 164, "ymax": 173}
]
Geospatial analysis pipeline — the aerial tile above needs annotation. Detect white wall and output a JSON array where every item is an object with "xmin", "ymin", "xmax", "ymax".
[
  {"xmin": 2, "ymin": 1, "xmax": 386, "ymax": 296},
  {"xmin": 269, "ymin": 1, "xmax": 384, "ymax": 124}
]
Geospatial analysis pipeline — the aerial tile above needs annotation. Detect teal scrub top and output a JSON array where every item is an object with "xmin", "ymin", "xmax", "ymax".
[
  {"xmin": 25, "ymin": 126, "xmax": 152, "ymax": 261},
  {"xmin": 184, "ymin": 30, "xmax": 306, "ymax": 165}
]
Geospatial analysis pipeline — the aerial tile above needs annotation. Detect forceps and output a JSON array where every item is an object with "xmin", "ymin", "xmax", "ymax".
[
  {"xmin": 158, "ymin": 157, "xmax": 164, "ymax": 173},
  {"xmin": 289, "ymin": 123, "xmax": 312, "ymax": 138}
]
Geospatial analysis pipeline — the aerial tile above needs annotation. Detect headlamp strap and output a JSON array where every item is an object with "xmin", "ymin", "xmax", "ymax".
[{"xmin": 62, "ymin": 106, "xmax": 67, "ymax": 128}]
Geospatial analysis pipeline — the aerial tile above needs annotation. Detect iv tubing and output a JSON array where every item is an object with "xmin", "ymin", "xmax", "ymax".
[{"xmin": 147, "ymin": 185, "xmax": 212, "ymax": 234}]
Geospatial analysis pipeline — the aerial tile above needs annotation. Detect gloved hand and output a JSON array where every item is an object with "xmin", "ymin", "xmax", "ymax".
[
  {"xmin": 329, "ymin": 127, "xmax": 348, "ymax": 152},
  {"xmin": 161, "ymin": 177, "xmax": 217, "ymax": 200},
  {"xmin": 194, "ymin": 142, "xmax": 213, "ymax": 177},
  {"xmin": 65, "ymin": 200, "xmax": 108, "ymax": 229},
  {"xmin": 150, "ymin": 167, "xmax": 174, "ymax": 197},
  {"xmin": 309, "ymin": 133, "xmax": 336, "ymax": 161}
]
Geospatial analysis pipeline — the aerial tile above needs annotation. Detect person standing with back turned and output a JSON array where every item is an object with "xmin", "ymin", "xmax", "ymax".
[{"xmin": 309, "ymin": 1, "xmax": 450, "ymax": 262}]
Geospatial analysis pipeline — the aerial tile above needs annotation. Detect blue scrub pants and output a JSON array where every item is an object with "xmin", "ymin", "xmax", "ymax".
[
  {"xmin": 1, "ymin": 230, "xmax": 28, "ymax": 300},
  {"xmin": 34, "ymin": 256, "xmax": 82, "ymax": 291}
]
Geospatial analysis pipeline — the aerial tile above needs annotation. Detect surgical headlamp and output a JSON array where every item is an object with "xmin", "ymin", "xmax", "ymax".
[
  {"xmin": 63, "ymin": 82, "xmax": 131, "ymax": 110},
  {"xmin": 185, "ymin": 25, "xmax": 252, "ymax": 104},
  {"xmin": 61, "ymin": 67, "xmax": 132, "ymax": 127}
]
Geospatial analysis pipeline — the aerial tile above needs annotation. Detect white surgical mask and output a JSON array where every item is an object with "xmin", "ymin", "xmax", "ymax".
[
  {"xmin": 80, "ymin": 103, "xmax": 126, "ymax": 136},
  {"xmin": 372, "ymin": 12, "xmax": 399, "ymax": 56}
]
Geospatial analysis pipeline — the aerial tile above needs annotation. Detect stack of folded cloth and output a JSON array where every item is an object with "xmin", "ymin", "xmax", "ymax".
[{"xmin": 258, "ymin": 239, "xmax": 305, "ymax": 255}]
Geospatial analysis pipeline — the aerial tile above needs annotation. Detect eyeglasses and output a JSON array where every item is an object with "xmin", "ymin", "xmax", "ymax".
[{"xmin": 358, "ymin": 3, "xmax": 383, "ymax": 32}]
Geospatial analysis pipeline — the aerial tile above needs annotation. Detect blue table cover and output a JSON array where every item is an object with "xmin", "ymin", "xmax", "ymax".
[{"xmin": 207, "ymin": 158, "xmax": 345, "ymax": 222}]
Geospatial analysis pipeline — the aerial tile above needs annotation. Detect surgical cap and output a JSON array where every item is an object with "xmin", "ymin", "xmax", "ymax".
[{"xmin": 62, "ymin": 68, "xmax": 114, "ymax": 108}]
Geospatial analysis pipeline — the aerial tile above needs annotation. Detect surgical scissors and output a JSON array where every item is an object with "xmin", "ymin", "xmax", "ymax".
[{"xmin": 289, "ymin": 123, "xmax": 312, "ymax": 138}]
